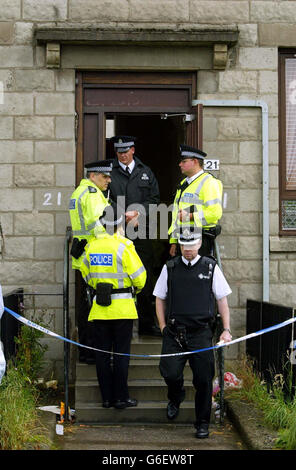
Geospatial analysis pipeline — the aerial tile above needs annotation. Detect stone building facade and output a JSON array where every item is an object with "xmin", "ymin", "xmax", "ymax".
[{"xmin": 0, "ymin": 0, "xmax": 296, "ymax": 380}]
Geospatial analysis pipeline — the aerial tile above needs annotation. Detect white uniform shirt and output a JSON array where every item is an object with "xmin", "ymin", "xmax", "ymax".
[
  {"xmin": 153, "ymin": 254, "xmax": 232, "ymax": 301},
  {"xmin": 0, "ymin": 284, "xmax": 4, "ymax": 320},
  {"xmin": 119, "ymin": 159, "xmax": 135, "ymax": 174},
  {"xmin": 186, "ymin": 169, "xmax": 204, "ymax": 185}
]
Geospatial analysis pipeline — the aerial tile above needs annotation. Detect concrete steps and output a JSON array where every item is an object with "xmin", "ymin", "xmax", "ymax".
[{"xmin": 75, "ymin": 335, "xmax": 196, "ymax": 424}]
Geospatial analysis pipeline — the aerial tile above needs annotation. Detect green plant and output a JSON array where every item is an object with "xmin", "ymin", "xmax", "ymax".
[
  {"xmin": 14, "ymin": 322, "xmax": 48, "ymax": 384},
  {"xmin": 0, "ymin": 364, "xmax": 50, "ymax": 450},
  {"xmin": 0, "ymin": 316, "xmax": 52, "ymax": 449},
  {"xmin": 228, "ymin": 358, "xmax": 296, "ymax": 450}
]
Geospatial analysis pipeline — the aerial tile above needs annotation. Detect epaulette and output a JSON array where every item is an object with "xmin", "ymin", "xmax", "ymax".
[
  {"xmin": 166, "ymin": 256, "xmax": 181, "ymax": 269},
  {"xmin": 200, "ymin": 255, "xmax": 217, "ymax": 267},
  {"xmin": 88, "ymin": 186, "xmax": 97, "ymax": 193}
]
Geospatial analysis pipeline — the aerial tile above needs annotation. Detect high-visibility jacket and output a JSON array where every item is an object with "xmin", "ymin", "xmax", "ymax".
[
  {"xmin": 69, "ymin": 178, "xmax": 109, "ymax": 269},
  {"xmin": 168, "ymin": 172, "xmax": 223, "ymax": 244},
  {"xmin": 80, "ymin": 232, "xmax": 147, "ymax": 321}
]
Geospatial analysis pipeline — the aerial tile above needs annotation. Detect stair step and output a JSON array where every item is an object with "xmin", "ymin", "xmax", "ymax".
[
  {"xmin": 130, "ymin": 339, "xmax": 162, "ymax": 356},
  {"xmin": 76, "ymin": 361, "xmax": 193, "ymax": 381},
  {"xmin": 75, "ymin": 401, "xmax": 197, "ymax": 424},
  {"xmin": 75, "ymin": 337, "xmax": 204, "ymax": 424},
  {"xmin": 75, "ymin": 379, "xmax": 195, "ymax": 402}
]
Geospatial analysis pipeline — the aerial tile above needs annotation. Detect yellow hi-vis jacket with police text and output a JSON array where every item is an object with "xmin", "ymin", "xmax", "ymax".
[
  {"xmin": 69, "ymin": 178, "xmax": 109, "ymax": 270},
  {"xmin": 168, "ymin": 171, "xmax": 223, "ymax": 244},
  {"xmin": 80, "ymin": 232, "xmax": 147, "ymax": 321}
]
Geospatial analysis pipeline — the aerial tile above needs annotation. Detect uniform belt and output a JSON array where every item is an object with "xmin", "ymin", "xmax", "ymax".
[
  {"xmin": 168, "ymin": 320, "xmax": 209, "ymax": 333},
  {"xmin": 112, "ymin": 287, "xmax": 133, "ymax": 294}
]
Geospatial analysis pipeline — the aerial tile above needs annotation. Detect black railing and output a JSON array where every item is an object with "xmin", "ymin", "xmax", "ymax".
[
  {"xmin": 63, "ymin": 226, "xmax": 72, "ymax": 421},
  {"xmin": 204, "ymin": 230, "xmax": 225, "ymax": 424},
  {"xmin": 213, "ymin": 239, "xmax": 225, "ymax": 424},
  {"xmin": 246, "ymin": 299, "xmax": 296, "ymax": 397},
  {"xmin": 1, "ymin": 226, "xmax": 73, "ymax": 421},
  {"xmin": 1, "ymin": 289, "xmax": 22, "ymax": 361}
]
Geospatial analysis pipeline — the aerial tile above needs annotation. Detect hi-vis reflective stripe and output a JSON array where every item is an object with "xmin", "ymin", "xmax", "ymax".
[
  {"xmin": 73, "ymin": 189, "xmax": 100, "ymax": 236},
  {"xmin": 111, "ymin": 293, "xmax": 133, "ymax": 300},
  {"xmin": 117, "ymin": 243, "xmax": 126, "ymax": 289},
  {"xmin": 77, "ymin": 188, "xmax": 88, "ymax": 232},
  {"xmin": 204, "ymin": 198, "xmax": 222, "ymax": 207},
  {"xmin": 180, "ymin": 194, "xmax": 203, "ymax": 204},
  {"xmin": 73, "ymin": 229, "xmax": 90, "ymax": 236},
  {"xmin": 84, "ymin": 272, "xmax": 129, "ymax": 283},
  {"xmin": 172, "ymin": 174, "xmax": 212, "ymax": 234},
  {"xmin": 4, "ymin": 306, "xmax": 296, "ymax": 359},
  {"xmin": 129, "ymin": 266, "xmax": 145, "ymax": 279}
]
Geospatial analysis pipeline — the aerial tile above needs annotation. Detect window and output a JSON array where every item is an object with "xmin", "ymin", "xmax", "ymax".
[{"xmin": 279, "ymin": 50, "xmax": 296, "ymax": 234}]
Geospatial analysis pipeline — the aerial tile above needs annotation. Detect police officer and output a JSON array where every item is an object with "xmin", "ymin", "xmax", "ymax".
[
  {"xmin": 169, "ymin": 144, "xmax": 223, "ymax": 257},
  {"xmin": 69, "ymin": 159, "xmax": 113, "ymax": 363},
  {"xmin": 109, "ymin": 135, "xmax": 160, "ymax": 336},
  {"xmin": 153, "ymin": 227, "xmax": 232, "ymax": 438},
  {"xmin": 80, "ymin": 205, "xmax": 147, "ymax": 409}
]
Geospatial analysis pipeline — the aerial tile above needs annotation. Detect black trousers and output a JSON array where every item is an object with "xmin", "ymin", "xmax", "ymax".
[
  {"xmin": 77, "ymin": 275, "xmax": 94, "ymax": 361},
  {"xmin": 159, "ymin": 325, "xmax": 215, "ymax": 425},
  {"xmin": 91, "ymin": 319, "xmax": 133, "ymax": 403},
  {"xmin": 134, "ymin": 238, "xmax": 156, "ymax": 331}
]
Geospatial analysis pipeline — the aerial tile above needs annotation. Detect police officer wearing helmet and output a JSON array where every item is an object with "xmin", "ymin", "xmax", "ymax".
[
  {"xmin": 109, "ymin": 135, "xmax": 160, "ymax": 336},
  {"xmin": 169, "ymin": 144, "xmax": 223, "ymax": 257},
  {"xmin": 153, "ymin": 226, "xmax": 232, "ymax": 438},
  {"xmin": 80, "ymin": 205, "xmax": 147, "ymax": 409},
  {"xmin": 69, "ymin": 159, "xmax": 113, "ymax": 363}
]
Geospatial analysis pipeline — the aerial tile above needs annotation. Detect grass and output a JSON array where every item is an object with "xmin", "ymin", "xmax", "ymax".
[
  {"xmin": 0, "ymin": 323, "xmax": 51, "ymax": 450},
  {"xmin": 227, "ymin": 358, "xmax": 296, "ymax": 450},
  {"xmin": 0, "ymin": 364, "xmax": 51, "ymax": 450}
]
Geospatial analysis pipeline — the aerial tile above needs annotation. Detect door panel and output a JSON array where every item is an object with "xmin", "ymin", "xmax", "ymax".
[
  {"xmin": 84, "ymin": 86, "xmax": 190, "ymax": 110},
  {"xmin": 187, "ymin": 104, "xmax": 203, "ymax": 149}
]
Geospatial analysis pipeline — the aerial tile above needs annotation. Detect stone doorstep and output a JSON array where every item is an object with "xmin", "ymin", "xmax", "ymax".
[
  {"xmin": 75, "ymin": 400, "xmax": 199, "ymax": 425},
  {"xmin": 75, "ymin": 379, "xmax": 196, "ymax": 402},
  {"xmin": 41, "ymin": 397, "xmax": 275, "ymax": 450}
]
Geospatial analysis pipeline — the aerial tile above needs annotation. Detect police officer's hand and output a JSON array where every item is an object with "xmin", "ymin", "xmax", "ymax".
[
  {"xmin": 178, "ymin": 209, "xmax": 190, "ymax": 222},
  {"xmin": 219, "ymin": 330, "xmax": 232, "ymax": 344},
  {"xmin": 126, "ymin": 210, "xmax": 139, "ymax": 227},
  {"xmin": 169, "ymin": 244, "xmax": 177, "ymax": 257}
]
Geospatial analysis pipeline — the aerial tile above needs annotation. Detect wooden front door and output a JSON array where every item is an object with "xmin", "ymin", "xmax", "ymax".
[{"xmin": 75, "ymin": 71, "xmax": 203, "ymax": 202}]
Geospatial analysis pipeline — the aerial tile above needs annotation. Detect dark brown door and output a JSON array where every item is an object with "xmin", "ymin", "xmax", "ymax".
[{"xmin": 75, "ymin": 71, "xmax": 203, "ymax": 196}]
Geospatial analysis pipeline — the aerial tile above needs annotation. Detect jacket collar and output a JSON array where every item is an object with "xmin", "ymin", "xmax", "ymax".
[{"xmin": 112, "ymin": 155, "xmax": 144, "ymax": 171}]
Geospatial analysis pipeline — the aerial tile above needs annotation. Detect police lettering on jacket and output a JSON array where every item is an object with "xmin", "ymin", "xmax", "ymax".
[{"xmin": 90, "ymin": 253, "xmax": 113, "ymax": 266}]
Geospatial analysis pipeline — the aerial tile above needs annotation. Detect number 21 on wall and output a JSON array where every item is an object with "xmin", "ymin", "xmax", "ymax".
[{"xmin": 43, "ymin": 192, "xmax": 62, "ymax": 206}]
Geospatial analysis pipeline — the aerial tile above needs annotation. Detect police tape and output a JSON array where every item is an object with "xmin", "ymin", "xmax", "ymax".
[{"xmin": 4, "ymin": 305, "xmax": 296, "ymax": 358}]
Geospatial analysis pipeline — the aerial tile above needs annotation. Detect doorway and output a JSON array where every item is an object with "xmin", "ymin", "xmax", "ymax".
[
  {"xmin": 105, "ymin": 113, "xmax": 185, "ymax": 204},
  {"xmin": 75, "ymin": 71, "xmax": 203, "ymax": 310}
]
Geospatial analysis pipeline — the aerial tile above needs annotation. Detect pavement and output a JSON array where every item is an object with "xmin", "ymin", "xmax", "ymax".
[
  {"xmin": 52, "ymin": 417, "xmax": 245, "ymax": 451},
  {"xmin": 38, "ymin": 395, "xmax": 278, "ymax": 454}
]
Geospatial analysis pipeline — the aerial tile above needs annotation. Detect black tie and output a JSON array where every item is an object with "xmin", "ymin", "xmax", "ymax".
[
  {"xmin": 181, "ymin": 180, "xmax": 189, "ymax": 191},
  {"xmin": 188, "ymin": 262, "xmax": 191, "ymax": 268},
  {"xmin": 125, "ymin": 166, "xmax": 130, "ymax": 176}
]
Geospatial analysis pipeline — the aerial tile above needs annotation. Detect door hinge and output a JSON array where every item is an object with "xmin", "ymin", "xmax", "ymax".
[{"xmin": 160, "ymin": 113, "xmax": 195, "ymax": 122}]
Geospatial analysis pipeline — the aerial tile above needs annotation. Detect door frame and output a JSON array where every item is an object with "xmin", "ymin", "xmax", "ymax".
[{"xmin": 75, "ymin": 71, "xmax": 202, "ymax": 184}]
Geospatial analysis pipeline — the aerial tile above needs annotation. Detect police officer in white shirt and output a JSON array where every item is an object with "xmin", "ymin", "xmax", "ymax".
[{"xmin": 153, "ymin": 226, "xmax": 232, "ymax": 438}]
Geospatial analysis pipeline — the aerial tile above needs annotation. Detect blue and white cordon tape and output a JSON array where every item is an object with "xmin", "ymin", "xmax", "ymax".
[{"xmin": 4, "ymin": 306, "xmax": 296, "ymax": 358}]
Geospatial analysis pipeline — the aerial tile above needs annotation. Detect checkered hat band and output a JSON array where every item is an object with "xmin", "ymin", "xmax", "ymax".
[
  {"xmin": 181, "ymin": 151, "xmax": 204, "ymax": 159},
  {"xmin": 114, "ymin": 141, "xmax": 134, "ymax": 149},
  {"xmin": 87, "ymin": 165, "xmax": 112, "ymax": 172}
]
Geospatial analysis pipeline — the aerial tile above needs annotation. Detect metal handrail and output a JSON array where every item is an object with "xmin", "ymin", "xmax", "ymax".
[
  {"xmin": 63, "ymin": 226, "xmax": 72, "ymax": 421},
  {"xmin": 214, "ymin": 238, "xmax": 225, "ymax": 425}
]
